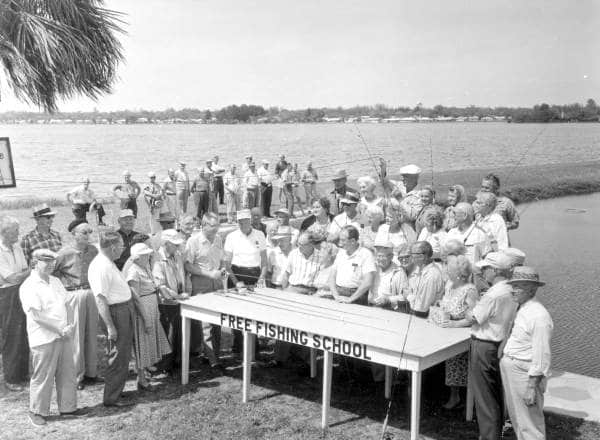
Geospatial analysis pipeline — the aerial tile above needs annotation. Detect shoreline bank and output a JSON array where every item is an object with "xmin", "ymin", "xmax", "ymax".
[{"xmin": 2, "ymin": 159, "xmax": 600, "ymax": 210}]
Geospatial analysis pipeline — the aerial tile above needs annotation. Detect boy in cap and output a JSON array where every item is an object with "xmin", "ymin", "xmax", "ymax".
[
  {"xmin": 464, "ymin": 252, "xmax": 518, "ymax": 440},
  {"xmin": 21, "ymin": 204, "xmax": 62, "ymax": 265},
  {"xmin": 501, "ymin": 267, "xmax": 552, "ymax": 440},
  {"xmin": 20, "ymin": 249, "xmax": 83, "ymax": 426}
]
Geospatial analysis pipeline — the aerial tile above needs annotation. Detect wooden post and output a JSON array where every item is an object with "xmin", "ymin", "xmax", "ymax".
[
  {"xmin": 181, "ymin": 316, "xmax": 191, "ymax": 385},
  {"xmin": 410, "ymin": 370, "xmax": 422, "ymax": 440},
  {"xmin": 385, "ymin": 366, "xmax": 393, "ymax": 399},
  {"xmin": 310, "ymin": 348, "xmax": 317, "ymax": 378},
  {"xmin": 242, "ymin": 331, "xmax": 252, "ymax": 403},
  {"xmin": 321, "ymin": 350, "xmax": 333, "ymax": 430}
]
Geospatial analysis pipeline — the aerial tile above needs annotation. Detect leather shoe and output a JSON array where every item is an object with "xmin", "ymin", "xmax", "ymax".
[
  {"xmin": 83, "ymin": 376, "xmax": 104, "ymax": 384},
  {"xmin": 103, "ymin": 401, "xmax": 135, "ymax": 408},
  {"xmin": 60, "ymin": 407, "xmax": 89, "ymax": 416},
  {"xmin": 77, "ymin": 382, "xmax": 85, "ymax": 390},
  {"xmin": 137, "ymin": 382, "xmax": 152, "ymax": 391}
]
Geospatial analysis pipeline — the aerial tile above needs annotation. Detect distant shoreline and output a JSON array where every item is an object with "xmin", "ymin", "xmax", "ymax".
[{"xmin": 2, "ymin": 159, "xmax": 600, "ymax": 210}]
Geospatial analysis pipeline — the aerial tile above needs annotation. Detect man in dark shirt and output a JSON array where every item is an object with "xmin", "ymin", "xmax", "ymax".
[
  {"xmin": 328, "ymin": 169, "xmax": 358, "ymax": 215},
  {"xmin": 114, "ymin": 209, "xmax": 140, "ymax": 270},
  {"xmin": 250, "ymin": 207, "xmax": 267, "ymax": 236}
]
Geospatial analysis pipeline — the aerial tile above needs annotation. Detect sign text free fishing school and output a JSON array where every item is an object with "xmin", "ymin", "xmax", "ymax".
[{"xmin": 220, "ymin": 313, "xmax": 372, "ymax": 360}]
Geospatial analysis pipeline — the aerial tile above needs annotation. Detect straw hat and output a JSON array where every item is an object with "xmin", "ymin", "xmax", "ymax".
[
  {"xmin": 32, "ymin": 203, "xmax": 57, "ymax": 218},
  {"xmin": 331, "ymin": 169, "xmax": 347, "ymax": 180},
  {"xmin": 32, "ymin": 249, "xmax": 58, "ymax": 261},
  {"xmin": 340, "ymin": 192, "xmax": 360, "ymax": 205},
  {"xmin": 507, "ymin": 266, "xmax": 545, "ymax": 286}
]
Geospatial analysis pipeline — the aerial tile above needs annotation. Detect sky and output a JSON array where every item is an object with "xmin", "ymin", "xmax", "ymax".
[{"xmin": 1, "ymin": 0, "xmax": 598, "ymax": 111}]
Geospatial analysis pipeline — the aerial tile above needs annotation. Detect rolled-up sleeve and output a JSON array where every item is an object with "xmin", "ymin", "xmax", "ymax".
[{"xmin": 528, "ymin": 322, "xmax": 553, "ymax": 377}]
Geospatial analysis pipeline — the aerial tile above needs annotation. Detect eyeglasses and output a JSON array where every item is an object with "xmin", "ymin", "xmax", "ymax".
[
  {"xmin": 398, "ymin": 255, "xmax": 411, "ymax": 260},
  {"xmin": 79, "ymin": 230, "xmax": 93, "ymax": 235}
]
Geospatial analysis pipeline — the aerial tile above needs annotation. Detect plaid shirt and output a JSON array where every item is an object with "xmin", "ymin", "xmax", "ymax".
[{"xmin": 20, "ymin": 227, "xmax": 62, "ymax": 265}]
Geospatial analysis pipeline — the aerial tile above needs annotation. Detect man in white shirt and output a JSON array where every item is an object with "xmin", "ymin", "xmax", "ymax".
[
  {"xmin": 327, "ymin": 192, "xmax": 361, "ymax": 243},
  {"xmin": 224, "ymin": 209, "xmax": 267, "ymax": 354},
  {"xmin": 326, "ymin": 225, "xmax": 375, "ymax": 306},
  {"xmin": 0, "ymin": 216, "xmax": 30, "ymax": 391},
  {"xmin": 473, "ymin": 191, "xmax": 509, "ymax": 251},
  {"xmin": 447, "ymin": 202, "xmax": 492, "ymax": 265},
  {"xmin": 266, "ymin": 229, "xmax": 292, "ymax": 288},
  {"xmin": 162, "ymin": 168, "xmax": 177, "ymax": 216},
  {"xmin": 88, "ymin": 231, "xmax": 135, "ymax": 407},
  {"xmin": 464, "ymin": 252, "xmax": 517, "ymax": 440},
  {"xmin": 406, "ymin": 241, "xmax": 444, "ymax": 317},
  {"xmin": 174, "ymin": 161, "xmax": 190, "ymax": 216},
  {"xmin": 66, "ymin": 177, "xmax": 106, "ymax": 225},
  {"xmin": 20, "ymin": 249, "xmax": 81, "ymax": 426},
  {"xmin": 282, "ymin": 232, "xmax": 323, "ymax": 294},
  {"xmin": 243, "ymin": 162, "xmax": 260, "ymax": 209},
  {"xmin": 223, "ymin": 164, "xmax": 240, "ymax": 223},
  {"xmin": 257, "ymin": 159, "xmax": 274, "ymax": 217},
  {"xmin": 501, "ymin": 267, "xmax": 553, "ymax": 440}
]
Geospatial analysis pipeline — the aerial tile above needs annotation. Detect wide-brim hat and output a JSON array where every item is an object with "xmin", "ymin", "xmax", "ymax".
[
  {"xmin": 502, "ymin": 247, "xmax": 526, "ymax": 267},
  {"xmin": 32, "ymin": 203, "xmax": 57, "ymax": 218},
  {"xmin": 331, "ymin": 169, "xmax": 347, "ymax": 180},
  {"xmin": 161, "ymin": 229, "xmax": 185, "ymax": 245},
  {"xmin": 507, "ymin": 266, "xmax": 545, "ymax": 286},
  {"xmin": 274, "ymin": 208, "xmax": 290, "ymax": 217},
  {"xmin": 340, "ymin": 192, "xmax": 360, "ymax": 205},
  {"xmin": 158, "ymin": 212, "xmax": 176, "ymax": 223}
]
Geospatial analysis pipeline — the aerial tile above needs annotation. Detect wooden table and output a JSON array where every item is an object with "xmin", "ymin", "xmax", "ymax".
[{"xmin": 180, "ymin": 288, "xmax": 472, "ymax": 440}]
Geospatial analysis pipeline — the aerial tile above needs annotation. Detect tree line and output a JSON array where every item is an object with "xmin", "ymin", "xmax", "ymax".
[{"xmin": 0, "ymin": 99, "xmax": 597, "ymax": 123}]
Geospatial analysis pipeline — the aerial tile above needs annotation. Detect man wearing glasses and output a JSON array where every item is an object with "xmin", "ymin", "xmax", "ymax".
[
  {"xmin": 406, "ymin": 241, "xmax": 444, "ymax": 317},
  {"xmin": 53, "ymin": 220, "xmax": 101, "ymax": 390}
]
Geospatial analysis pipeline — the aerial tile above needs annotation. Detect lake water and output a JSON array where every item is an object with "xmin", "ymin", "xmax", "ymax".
[
  {"xmin": 1, "ymin": 122, "xmax": 599, "ymax": 377},
  {"xmin": 1, "ymin": 122, "xmax": 599, "ymax": 199}
]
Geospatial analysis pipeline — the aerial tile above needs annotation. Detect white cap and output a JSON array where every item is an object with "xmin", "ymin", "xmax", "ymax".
[
  {"xmin": 399, "ymin": 164, "xmax": 422, "ymax": 175},
  {"xmin": 118, "ymin": 209, "xmax": 135, "ymax": 219},
  {"xmin": 161, "ymin": 229, "xmax": 185, "ymax": 245},
  {"xmin": 373, "ymin": 237, "xmax": 394, "ymax": 249},
  {"xmin": 237, "ymin": 209, "xmax": 252, "ymax": 220},
  {"xmin": 130, "ymin": 243, "xmax": 153, "ymax": 259},
  {"xmin": 148, "ymin": 171, "xmax": 156, "ymax": 178}
]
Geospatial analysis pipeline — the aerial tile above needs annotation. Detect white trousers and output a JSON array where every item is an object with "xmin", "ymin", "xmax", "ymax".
[
  {"xmin": 67, "ymin": 289, "xmax": 98, "ymax": 382},
  {"xmin": 30, "ymin": 338, "xmax": 77, "ymax": 416},
  {"xmin": 500, "ymin": 356, "xmax": 547, "ymax": 440}
]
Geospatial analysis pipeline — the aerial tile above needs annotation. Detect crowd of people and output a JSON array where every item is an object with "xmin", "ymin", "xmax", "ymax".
[{"xmin": 0, "ymin": 156, "xmax": 553, "ymax": 440}]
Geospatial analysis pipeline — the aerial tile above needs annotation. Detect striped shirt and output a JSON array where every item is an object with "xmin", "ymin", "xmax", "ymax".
[{"xmin": 285, "ymin": 248, "xmax": 322, "ymax": 288}]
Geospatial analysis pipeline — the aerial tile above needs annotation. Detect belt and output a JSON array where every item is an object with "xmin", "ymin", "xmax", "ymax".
[
  {"xmin": 195, "ymin": 190, "xmax": 208, "ymax": 193},
  {"xmin": 335, "ymin": 285, "xmax": 357, "ymax": 296},
  {"xmin": 109, "ymin": 299, "xmax": 132, "ymax": 308},
  {"xmin": 470, "ymin": 335, "xmax": 500, "ymax": 345},
  {"xmin": 290, "ymin": 284, "xmax": 317, "ymax": 293},
  {"xmin": 409, "ymin": 308, "xmax": 429, "ymax": 318},
  {"xmin": 66, "ymin": 285, "xmax": 90, "ymax": 291},
  {"xmin": 260, "ymin": 183, "xmax": 272, "ymax": 187}
]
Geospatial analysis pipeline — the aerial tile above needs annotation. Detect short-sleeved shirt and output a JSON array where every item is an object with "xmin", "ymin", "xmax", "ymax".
[
  {"xmin": 374, "ymin": 224, "xmax": 417, "ymax": 255},
  {"xmin": 21, "ymin": 227, "xmax": 62, "ymax": 265},
  {"xmin": 333, "ymin": 246, "xmax": 376, "ymax": 289},
  {"xmin": 267, "ymin": 247, "xmax": 289, "ymax": 286},
  {"xmin": 224, "ymin": 172, "xmax": 240, "ymax": 193},
  {"xmin": 174, "ymin": 169, "xmax": 190, "ymax": 192},
  {"xmin": 301, "ymin": 169, "xmax": 318, "ymax": 184},
  {"xmin": 503, "ymin": 298, "xmax": 553, "ymax": 377},
  {"xmin": 471, "ymin": 280, "xmax": 518, "ymax": 342},
  {"xmin": 369, "ymin": 263, "xmax": 409, "ymax": 305},
  {"xmin": 478, "ymin": 212, "xmax": 508, "ymax": 251},
  {"xmin": 68, "ymin": 184, "xmax": 96, "ymax": 204},
  {"xmin": 163, "ymin": 177, "xmax": 176, "ymax": 195},
  {"xmin": 244, "ymin": 170, "xmax": 259, "ymax": 188},
  {"xmin": 257, "ymin": 166, "xmax": 274, "ymax": 185},
  {"xmin": 224, "ymin": 228, "xmax": 266, "ymax": 268},
  {"xmin": 285, "ymin": 248, "xmax": 322, "ymax": 287},
  {"xmin": 447, "ymin": 223, "xmax": 491, "ymax": 264},
  {"xmin": 125, "ymin": 263, "xmax": 157, "ymax": 297},
  {"xmin": 0, "ymin": 242, "xmax": 28, "ymax": 287},
  {"xmin": 407, "ymin": 262, "xmax": 444, "ymax": 313},
  {"xmin": 327, "ymin": 212, "xmax": 361, "ymax": 238},
  {"xmin": 114, "ymin": 181, "xmax": 140, "ymax": 198},
  {"xmin": 53, "ymin": 244, "xmax": 98, "ymax": 290},
  {"xmin": 20, "ymin": 272, "xmax": 68, "ymax": 347},
  {"xmin": 417, "ymin": 228, "xmax": 448, "ymax": 258},
  {"xmin": 185, "ymin": 232, "xmax": 223, "ymax": 271},
  {"xmin": 88, "ymin": 252, "xmax": 132, "ymax": 305}
]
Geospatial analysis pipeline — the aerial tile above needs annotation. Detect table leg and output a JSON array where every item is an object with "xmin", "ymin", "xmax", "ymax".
[
  {"xmin": 310, "ymin": 348, "xmax": 317, "ymax": 378},
  {"xmin": 385, "ymin": 366, "xmax": 393, "ymax": 399},
  {"xmin": 410, "ymin": 370, "xmax": 422, "ymax": 440},
  {"xmin": 181, "ymin": 316, "xmax": 191, "ymax": 385},
  {"xmin": 242, "ymin": 331, "xmax": 253, "ymax": 403},
  {"xmin": 321, "ymin": 350, "xmax": 333, "ymax": 430}
]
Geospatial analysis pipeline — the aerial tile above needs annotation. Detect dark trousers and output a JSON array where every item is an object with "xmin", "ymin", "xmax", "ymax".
[
  {"xmin": 158, "ymin": 303, "xmax": 181, "ymax": 372},
  {"xmin": 0, "ymin": 284, "xmax": 29, "ymax": 384},
  {"xmin": 228, "ymin": 265, "xmax": 261, "ymax": 354},
  {"xmin": 470, "ymin": 338, "xmax": 504, "ymax": 440},
  {"xmin": 196, "ymin": 191, "xmax": 209, "ymax": 220},
  {"xmin": 103, "ymin": 300, "xmax": 135, "ymax": 405},
  {"xmin": 72, "ymin": 203, "xmax": 106, "ymax": 223},
  {"xmin": 260, "ymin": 184, "xmax": 272, "ymax": 217},
  {"xmin": 190, "ymin": 277, "xmax": 221, "ymax": 365},
  {"xmin": 214, "ymin": 177, "xmax": 224, "ymax": 205},
  {"xmin": 121, "ymin": 198, "xmax": 138, "ymax": 217}
]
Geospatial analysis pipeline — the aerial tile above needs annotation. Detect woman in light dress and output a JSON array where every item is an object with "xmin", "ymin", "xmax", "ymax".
[
  {"xmin": 357, "ymin": 175, "xmax": 385, "ymax": 227},
  {"xmin": 443, "ymin": 185, "xmax": 467, "ymax": 231},
  {"xmin": 126, "ymin": 243, "xmax": 171, "ymax": 389},
  {"xmin": 360, "ymin": 205, "xmax": 384, "ymax": 252},
  {"xmin": 375, "ymin": 205, "xmax": 417, "ymax": 257},
  {"xmin": 434, "ymin": 255, "xmax": 479, "ymax": 409}
]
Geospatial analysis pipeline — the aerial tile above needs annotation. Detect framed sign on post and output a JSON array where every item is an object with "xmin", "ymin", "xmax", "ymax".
[{"xmin": 0, "ymin": 137, "xmax": 16, "ymax": 188}]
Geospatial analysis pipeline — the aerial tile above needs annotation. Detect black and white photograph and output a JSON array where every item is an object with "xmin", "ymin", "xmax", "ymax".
[{"xmin": 0, "ymin": 1, "xmax": 598, "ymax": 439}]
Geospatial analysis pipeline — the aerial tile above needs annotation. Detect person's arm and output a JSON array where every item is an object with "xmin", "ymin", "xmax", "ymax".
[
  {"xmin": 223, "ymin": 250, "xmax": 242, "ymax": 288},
  {"xmin": 184, "ymin": 261, "xmax": 221, "ymax": 280},
  {"xmin": 95, "ymin": 294, "xmax": 118, "ymax": 340},
  {"xmin": 133, "ymin": 182, "xmax": 141, "ymax": 198},
  {"xmin": 257, "ymin": 249, "xmax": 267, "ymax": 287},
  {"xmin": 327, "ymin": 265, "xmax": 339, "ymax": 297},
  {"xmin": 523, "ymin": 319, "xmax": 553, "ymax": 405},
  {"xmin": 340, "ymin": 271, "xmax": 375, "ymax": 303},
  {"xmin": 127, "ymin": 279, "xmax": 150, "ymax": 332},
  {"xmin": 281, "ymin": 270, "xmax": 290, "ymax": 289},
  {"xmin": 112, "ymin": 184, "xmax": 122, "ymax": 198}
]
